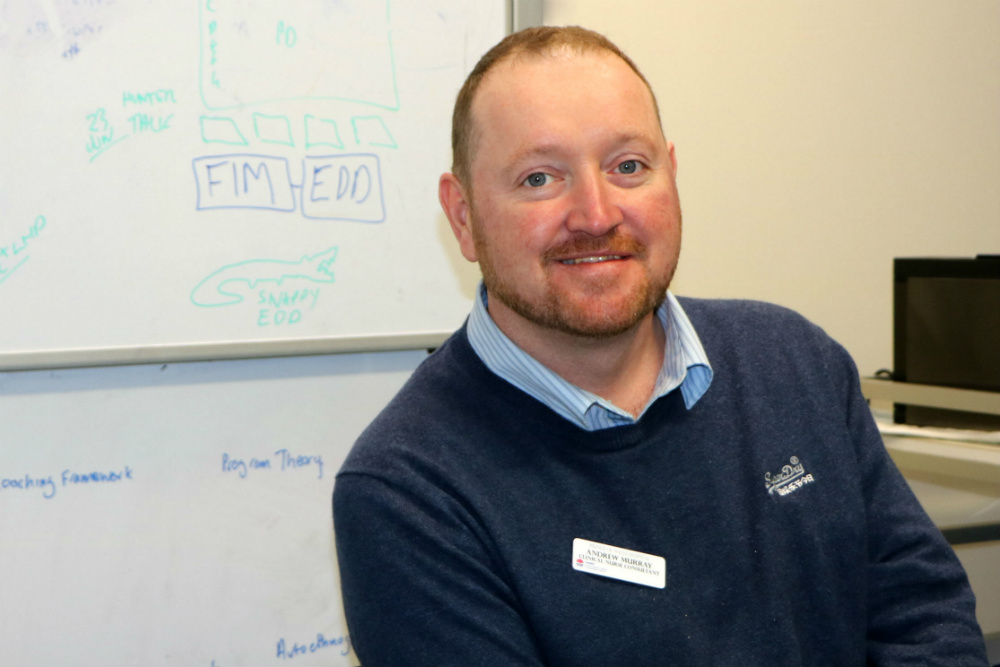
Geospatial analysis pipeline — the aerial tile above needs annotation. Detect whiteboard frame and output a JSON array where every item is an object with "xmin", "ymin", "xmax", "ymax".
[
  {"xmin": 0, "ymin": 333, "xmax": 451, "ymax": 372},
  {"xmin": 0, "ymin": 0, "xmax": 543, "ymax": 372}
]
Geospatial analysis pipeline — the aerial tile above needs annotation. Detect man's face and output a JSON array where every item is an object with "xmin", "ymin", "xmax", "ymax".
[{"xmin": 444, "ymin": 50, "xmax": 682, "ymax": 341}]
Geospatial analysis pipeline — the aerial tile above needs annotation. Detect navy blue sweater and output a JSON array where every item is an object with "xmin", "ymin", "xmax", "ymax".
[{"xmin": 334, "ymin": 299, "xmax": 987, "ymax": 666}]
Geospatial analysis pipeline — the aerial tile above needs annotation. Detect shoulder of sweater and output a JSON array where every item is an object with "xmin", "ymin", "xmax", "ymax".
[
  {"xmin": 340, "ymin": 325, "xmax": 503, "ymax": 471},
  {"xmin": 374, "ymin": 327, "xmax": 475, "ymax": 407},
  {"xmin": 677, "ymin": 295, "xmax": 809, "ymax": 325},
  {"xmin": 677, "ymin": 295, "xmax": 834, "ymax": 346},
  {"xmin": 675, "ymin": 295, "xmax": 858, "ymax": 390},
  {"xmin": 397, "ymin": 324, "xmax": 493, "ymax": 400}
]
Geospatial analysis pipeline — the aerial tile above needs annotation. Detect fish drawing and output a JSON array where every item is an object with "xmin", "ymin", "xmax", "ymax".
[{"xmin": 190, "ymin": 246, "xmax": 338, "ymax": 307}]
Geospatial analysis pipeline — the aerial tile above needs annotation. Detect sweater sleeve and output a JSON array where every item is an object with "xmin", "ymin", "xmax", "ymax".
[
  {"xmin": 333, "ymin": 472, "xmax": 545, "ymax": 667},
  {"xmin": 835, "ymin": 349, "xmax": 989, "ymax": 665}
]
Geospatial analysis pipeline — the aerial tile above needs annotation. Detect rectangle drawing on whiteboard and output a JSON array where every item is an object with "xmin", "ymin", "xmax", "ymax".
[
  {"xmin": 302, "ymin": 154, "xmax": 386, "ymax": 223},
  {"xmin": 199, "ymin": 0, "xmax": 399, "ymax": 110},
  {"xmin": 193, "ymin": 154, "xmax": 296, "ymax": 211}
]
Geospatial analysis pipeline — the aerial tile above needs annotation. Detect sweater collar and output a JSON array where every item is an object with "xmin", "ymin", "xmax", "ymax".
[{"xmin": 466, "ymin": 283, "xmax": 713, "ymax": 431}]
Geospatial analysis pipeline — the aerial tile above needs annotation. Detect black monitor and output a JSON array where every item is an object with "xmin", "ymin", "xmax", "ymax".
[{"xmin": 893, "ymin": 255, "xmax": 1000, "ymax": 430}]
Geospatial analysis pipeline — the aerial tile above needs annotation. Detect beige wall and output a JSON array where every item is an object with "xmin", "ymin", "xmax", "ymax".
[{"xmin": 543, "ymin": 1, "xmax": 1000, "ymax": 375}]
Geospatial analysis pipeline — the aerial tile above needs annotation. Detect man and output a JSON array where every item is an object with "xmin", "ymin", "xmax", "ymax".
[{"xmin": 334, "ymin": 26, "xmax": 988, "ymax": 666}]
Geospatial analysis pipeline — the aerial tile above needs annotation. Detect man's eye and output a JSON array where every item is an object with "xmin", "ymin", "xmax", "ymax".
[
  {"xmin": 616, "ymin": 160, "xmax": 643, "ymax": 175},
  {"xmin": 524, "ymin": 172, "xmax": 551, "ymax": 187}
]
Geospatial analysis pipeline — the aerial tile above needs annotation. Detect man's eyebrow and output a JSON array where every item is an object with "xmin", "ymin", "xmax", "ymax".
[
  {"xmin": 609, "ymin": 131, "xmax": 661, "ymax": 152},
  {"xmin": 505, "ymin": 144, "xmax": 564, "ymax": 168}
]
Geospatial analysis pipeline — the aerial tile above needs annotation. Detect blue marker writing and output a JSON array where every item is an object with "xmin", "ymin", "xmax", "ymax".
[
  {"xmin": 0, "ymin": 474, "xmax": 57, "ymax": 499},
  {"xmin": 275, "ymin": 449, "xmax": 324, "ymax": 479},
  {"xmin": 275, "ymin": 633, "xmax": 350, "ymax": 659}
]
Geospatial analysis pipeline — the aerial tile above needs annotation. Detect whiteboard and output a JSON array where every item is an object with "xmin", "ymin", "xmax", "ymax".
[
  {"xmin": 0, "ymin": 0, "xmax": 507, "ymax": 370},
  {"xmin": 0, "ymin": 350, "xmax": 426, "ymax": 667}
]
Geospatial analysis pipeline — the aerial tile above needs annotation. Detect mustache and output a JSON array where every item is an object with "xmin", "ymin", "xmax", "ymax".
[{"xmin": 542, "ymin": 230, "xmax": 646, "ymax": 262}]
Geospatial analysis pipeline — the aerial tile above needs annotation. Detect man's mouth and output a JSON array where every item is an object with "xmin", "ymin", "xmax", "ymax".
[
  {"xmin": 559, "ymin": 255, "xmax": 624, "ymax": 265},
  {"xmin": 545, "ymin": 230, "xmax": 643, "ymax": 266}
]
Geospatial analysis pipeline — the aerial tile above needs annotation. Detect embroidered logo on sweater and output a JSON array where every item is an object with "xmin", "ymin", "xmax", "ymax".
[{"xmin": 764, "ymin": 456, "xmax": 815, "ymax": 496}]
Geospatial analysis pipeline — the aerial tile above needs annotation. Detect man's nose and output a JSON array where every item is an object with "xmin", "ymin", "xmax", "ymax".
[{"xmin": 565, "ymin": 171, "xmax": 622, "ymax": 236}]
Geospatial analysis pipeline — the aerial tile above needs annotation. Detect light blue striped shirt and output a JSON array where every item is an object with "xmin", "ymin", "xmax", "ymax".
[{"xmin": 466, "ymin": 284, "xmax": 714, "ymax": 431}]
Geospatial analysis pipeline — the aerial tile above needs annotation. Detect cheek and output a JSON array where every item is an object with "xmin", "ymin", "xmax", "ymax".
[
  {"xmin": 624, "ymin": 198, "xmax": 681, "ymax": 267},
  {"xmin": 482, "ymin": 200, "xmax": 562, "ymax": 254},
  {"xmin": 636, "ymin": 191, "xmax": 680, "ymax": 236}
]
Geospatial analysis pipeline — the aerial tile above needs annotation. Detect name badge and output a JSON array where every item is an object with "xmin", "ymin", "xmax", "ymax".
[{"xmin": 572, "ymin": 538, "xmax": 666, "ymax": 589}]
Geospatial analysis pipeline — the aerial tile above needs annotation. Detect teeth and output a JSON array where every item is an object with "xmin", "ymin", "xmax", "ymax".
[{"xmin": 561, "ymin": 255, "xmax": 622, "ymax": 265}]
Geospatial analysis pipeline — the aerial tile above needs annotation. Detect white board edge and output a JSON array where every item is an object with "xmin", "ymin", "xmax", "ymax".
[{"xmin": 0, "ymin": 333, "xmax": 451, "ymax": 372}]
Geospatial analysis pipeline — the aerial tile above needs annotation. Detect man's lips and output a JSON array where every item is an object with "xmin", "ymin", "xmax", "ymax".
[
  {"xmin": 544, "ymin": 232, "xmax": 644, "ymax": 266},
  {"xmin": 558, "ymin": 254, "xmax": 627, "ymax": 265},
  {"xmin": 542, "ymin": 229, "xmax": 646, "ymax": 266}
]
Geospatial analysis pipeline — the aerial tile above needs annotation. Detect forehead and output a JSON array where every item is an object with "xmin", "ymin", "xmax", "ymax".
[{"xmin": 469, "ymin": 50, "xmax": 662, "ymax": 166}]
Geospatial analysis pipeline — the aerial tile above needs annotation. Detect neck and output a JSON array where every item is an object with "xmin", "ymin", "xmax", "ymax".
[{"xmin": 491, "ymin": 306, "xmax": 666, "ymax": 417}]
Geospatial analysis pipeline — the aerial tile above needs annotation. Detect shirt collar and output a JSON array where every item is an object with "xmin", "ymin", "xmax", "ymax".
[{"xmin": 466, "ymin": 283, "xmax": 713, "ymax": 430}]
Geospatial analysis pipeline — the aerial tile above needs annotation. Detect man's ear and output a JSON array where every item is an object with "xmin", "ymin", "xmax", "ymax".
[{"xmin": 439, "ymin": 173, "xmax": 478, "ymax": 263}]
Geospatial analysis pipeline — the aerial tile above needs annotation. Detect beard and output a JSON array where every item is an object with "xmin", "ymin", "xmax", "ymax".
[{"xmin": 474, "ymin": 226, "xmax": 677, "ymax": 340}]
